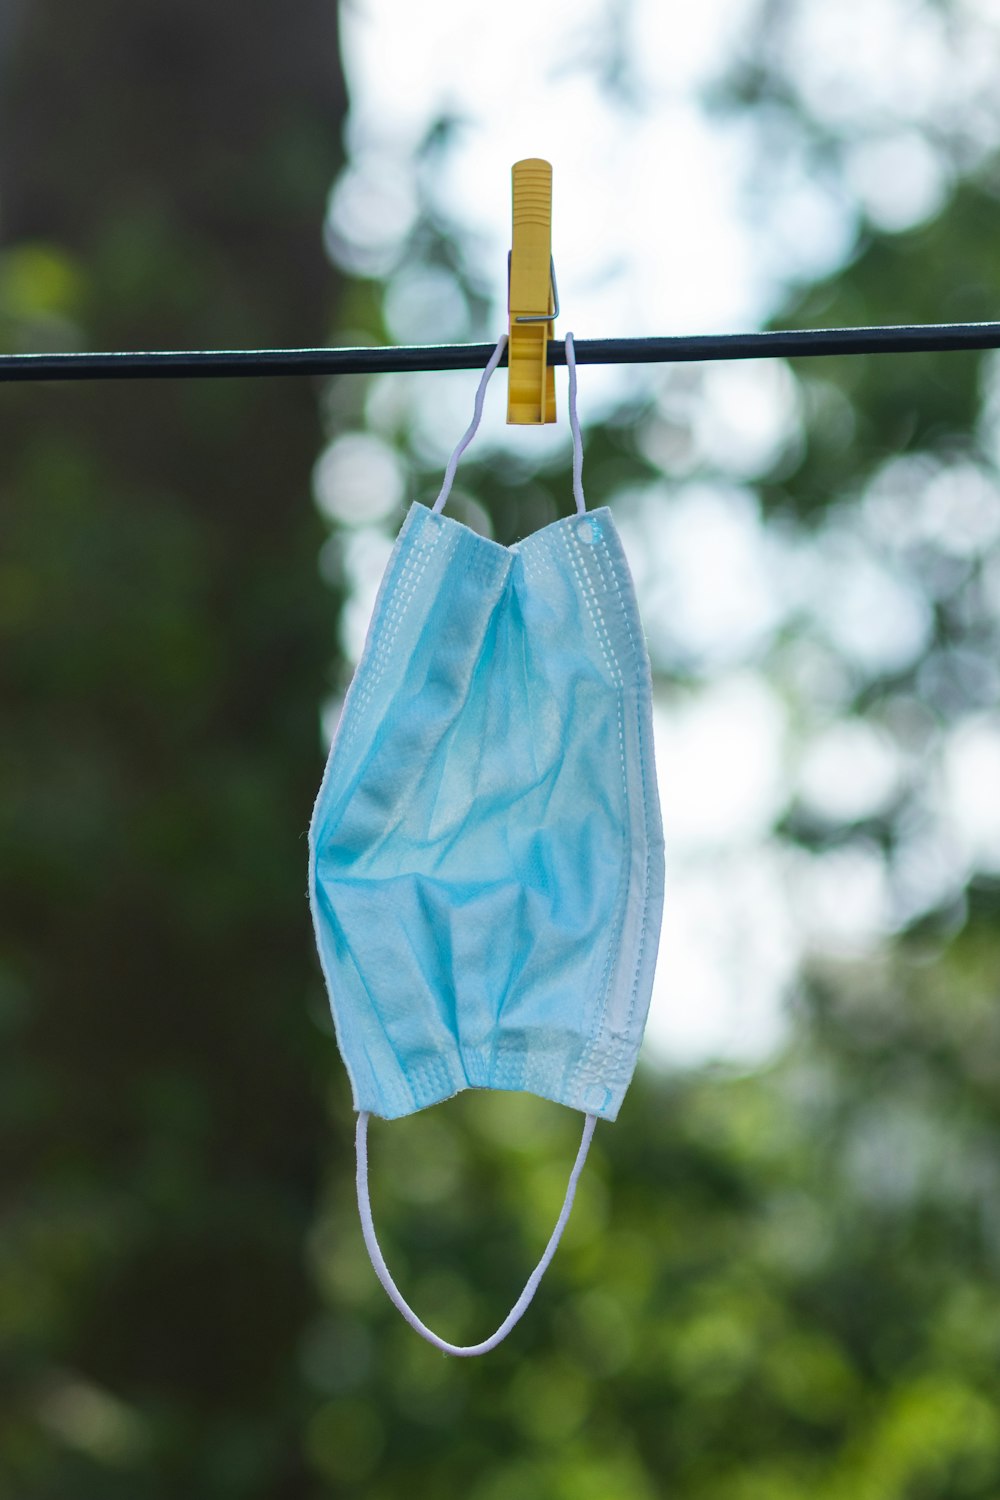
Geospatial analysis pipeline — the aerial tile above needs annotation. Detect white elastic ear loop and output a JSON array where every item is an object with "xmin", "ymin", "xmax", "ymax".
[
  {"xmin": 431, "ymin": 333, "xmax": 508, "ymax": 516},
  {"xmin": 565, "ymin": 331, "xmax": 587, "ymax": 515},
  {"xmin": 356, "ymin": 1110, "xmax": 597, "ymax": 1357},
  {"xmin": 432, "ymin": 331, "xmax": 585, "ymax": 521}
]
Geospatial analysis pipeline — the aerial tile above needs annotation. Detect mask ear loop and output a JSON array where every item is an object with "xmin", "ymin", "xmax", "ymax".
[
  {"xmin": 431, "ymin": 333, "xmax": 508, "ymax": 517},
  {"xmin": 356, "ymin": 1110, "xmax": 597, "ymax": 1357},
  {"xmin": 432, "ymin": 331, "xmax": 587, "ymax": 520},
  {"xmin": 565, "ymin": 331, "xmax": 587, "ymax": 515}
]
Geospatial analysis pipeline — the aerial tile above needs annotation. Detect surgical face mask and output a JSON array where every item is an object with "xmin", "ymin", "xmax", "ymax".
[{"xmin": 309, "ymin": 333, "xmax": 664, "ymax": 1355}]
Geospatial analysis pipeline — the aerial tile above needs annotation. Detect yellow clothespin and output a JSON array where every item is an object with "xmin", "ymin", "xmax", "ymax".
[{"xmin": 507, "ymin": 158, "xmax": 557, "ymax": 424}]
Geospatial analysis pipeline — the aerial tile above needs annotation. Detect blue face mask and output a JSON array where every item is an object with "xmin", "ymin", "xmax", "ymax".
[{"xmin": 309, "ymin": 334, "xmax": 664, "ymax": 1355}]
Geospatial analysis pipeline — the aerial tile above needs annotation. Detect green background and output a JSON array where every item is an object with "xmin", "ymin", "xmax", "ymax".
[{"xmin": 2, "ymin": 5, "xmax": 1000, "ymax": 1497}]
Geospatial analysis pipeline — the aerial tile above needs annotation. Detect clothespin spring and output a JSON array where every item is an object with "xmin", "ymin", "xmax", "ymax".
[{"xmin": 509, "ymin": 256, "xmax": 560, "ymax": 324}]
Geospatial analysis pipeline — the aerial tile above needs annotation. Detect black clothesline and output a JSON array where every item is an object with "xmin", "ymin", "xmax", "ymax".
[{"xmin": 2, "ymin": 322, "xmax": 1000, "ymax": 381}]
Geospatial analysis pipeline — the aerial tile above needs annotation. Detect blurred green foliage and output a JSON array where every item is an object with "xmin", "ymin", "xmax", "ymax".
[
  {"xmin": 3, "ymin": 5, "xmax": 1000, "ymax": 1500},
  {"xmin": 0, "ymin": 3, "xmax": 345, "ymax": 1496}
]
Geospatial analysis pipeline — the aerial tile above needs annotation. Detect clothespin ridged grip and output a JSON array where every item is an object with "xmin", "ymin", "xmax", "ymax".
[{"xmin": 507, "ymin": 158, "xmax": 556, "ymax": 424}]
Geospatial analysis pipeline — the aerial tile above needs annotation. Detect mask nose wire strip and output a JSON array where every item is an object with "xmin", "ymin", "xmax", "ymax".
[
  {"xmin": 431, "ymin": 332, "xmax": 587, "ymax": 519},
  {"xmin": 566, "ymin": 331, "xmax": 587, "ymax": 515},
  {"xmin": 355, "ymin": 1110, "xmax": 598, "ymax": 1357}
]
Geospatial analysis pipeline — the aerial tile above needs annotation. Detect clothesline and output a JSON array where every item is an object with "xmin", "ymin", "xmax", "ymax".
[{"xmin": 1, "ymin": 322, "xmax": 1000, "ymax": 382}]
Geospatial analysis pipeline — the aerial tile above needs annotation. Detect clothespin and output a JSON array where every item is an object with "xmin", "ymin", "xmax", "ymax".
[{"xmin": 507, "ymin": 158, "xmax": 557, "ymax": 424}]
